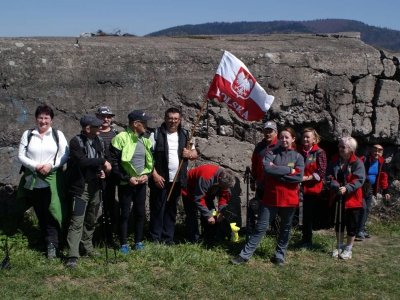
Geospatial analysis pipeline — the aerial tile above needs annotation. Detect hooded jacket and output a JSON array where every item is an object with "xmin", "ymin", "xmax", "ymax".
[
  {"xmin": 326, "ymin": 153, "xmax": 365, "ymax": 209},
  {"xmin": 262, "ymin": 146, "xmax": 304, "ymax": 207}
]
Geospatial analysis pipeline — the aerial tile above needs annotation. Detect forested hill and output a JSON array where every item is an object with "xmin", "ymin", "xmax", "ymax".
[{"xmin": 146, "ymin": 19, "xmax": 400, "ymax": 51}]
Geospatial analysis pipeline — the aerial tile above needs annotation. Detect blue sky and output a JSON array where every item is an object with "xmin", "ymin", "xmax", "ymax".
[{"xmin": 1, "ymin": 0, "xmax": 399, "ymax": 37}]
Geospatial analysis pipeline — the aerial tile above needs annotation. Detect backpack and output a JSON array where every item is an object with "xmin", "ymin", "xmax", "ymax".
[{"xmin": 19, "ymin": 128, "xmax": 60, "ymax": 174}]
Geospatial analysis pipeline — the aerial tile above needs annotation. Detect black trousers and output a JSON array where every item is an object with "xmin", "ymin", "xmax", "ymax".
[
  {"xmin": 118, "ymin": 183, "xmax": 147, "ymax": 245},
  {"xmin": 333, "ymin": 198, "xmax": 360, "ymax": 236},
  {"xmin": 149, "ymin": 183, "xmax": 181, "ymax": 244},
  {"xmin": 301, "ymin": 194, "xmax": 319, "ymax": 243},
  {"xmin": 30, "ymin": 187, "xmax": 60, "ymax": 248}
]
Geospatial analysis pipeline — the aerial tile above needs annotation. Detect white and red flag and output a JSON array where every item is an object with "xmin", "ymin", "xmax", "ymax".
[{"xmin": 207, "ymin": 51, "xmax": 274, "ymax": 121}]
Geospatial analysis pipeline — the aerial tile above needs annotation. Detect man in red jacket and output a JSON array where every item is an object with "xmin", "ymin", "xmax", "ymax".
[
  {"xmin": 249, "ymin": 121, "xmax": 280, "ymax": 230},
  {"xmin": 357, "ymin": 145, "xmax": 391, "ymax": 239},
  {"xmin": 250, "ymin": 121, "xmax": 280, "ymax": 199},
  {"xmin": 182, "ymin": 165, "xmax": 236, "ymax": 243}
]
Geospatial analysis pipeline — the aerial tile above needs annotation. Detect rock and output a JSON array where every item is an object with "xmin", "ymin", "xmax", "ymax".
[{"xmin": 1, "ymin": 34, "xmax": 400, "ymax": 222}]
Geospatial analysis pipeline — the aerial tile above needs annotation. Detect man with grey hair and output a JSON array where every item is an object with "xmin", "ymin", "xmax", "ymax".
[{"xmin": 181, "ymin": 164, "xmax": 236, "ymax": 243}]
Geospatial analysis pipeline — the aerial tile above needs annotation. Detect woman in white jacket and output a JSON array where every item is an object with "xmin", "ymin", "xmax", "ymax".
[{"xmin": 18, "ymin": 104, "xmax": 69, "ymax": 259}]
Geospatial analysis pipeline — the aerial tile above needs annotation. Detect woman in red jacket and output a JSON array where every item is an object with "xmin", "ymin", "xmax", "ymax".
[
  {"xmin": 298, "ymin": 128, "xmax": 327, "ymax": 250},
  {"xmin": 326, "ymin": 136, "xmax": 365, "ymax": 260},
  {"xmin": 230, "ymin": 127, "xmax": 304, "ymax": 266}
]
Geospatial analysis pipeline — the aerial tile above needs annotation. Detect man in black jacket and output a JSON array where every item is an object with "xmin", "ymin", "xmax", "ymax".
[
  {"xmin": 149, "ymin": 107, "xmax": 197, "ymax": 245},
  {"xmin": 66, "ymin": 115, "xmax": 111, "ymax": 268}
]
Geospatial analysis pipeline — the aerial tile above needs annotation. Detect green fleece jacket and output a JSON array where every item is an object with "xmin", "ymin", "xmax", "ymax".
[{"xmin": 16, "ymin": 168, "xmax": 67, "ymax": 228}]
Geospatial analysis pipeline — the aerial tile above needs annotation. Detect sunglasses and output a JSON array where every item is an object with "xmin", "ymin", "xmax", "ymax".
[
  {"xmin": 373, "ymin": 147, "xmax": 383, "ymax": 152},
  {"xmin": 338, "ymin": 145, "xmax": 350, "ymax": 149}
]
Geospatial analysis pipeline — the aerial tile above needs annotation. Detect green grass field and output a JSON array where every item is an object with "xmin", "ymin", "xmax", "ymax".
[{"xmin": 1, "ymin": 215, "xmax": 399, "ymax": 300}]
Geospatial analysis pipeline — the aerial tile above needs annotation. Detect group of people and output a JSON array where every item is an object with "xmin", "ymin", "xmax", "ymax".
[
  {"xmin": 17, "ymin": 105, "xmax": 236, "ymax": 268},
  {"xmin": 230, "ymin": 121, "xmax": 390, "ymax": 266},
  {"xmin": 16, "ymin": 104, "xmax": 390, "ymax": 268}
]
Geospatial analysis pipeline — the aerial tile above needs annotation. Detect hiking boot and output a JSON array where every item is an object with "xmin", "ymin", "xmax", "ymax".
[
  {"xmin": 270, "ymin": 257, "xmax": 284, "ymax": 266},
  {"xmin": 47, "ymin": 243, "xmax": 57, "ymax": 259},
  {"xmin": 230, "ymin": 255, "xmax": 248, "ymax": 265},
  {"xmin": 86, "ymin": 252, "xmax": 102, "ymax": 258},
  {"xmin": 339, "ymin": 249, "xmax": 352, "ymax": 260},
  {"xmin": 332, "ymin": 248, "xmax": 342, "ymax": 258},
  {"xmin": 356, "ymin": 232, "xmax": 365, "ymax": 240},
  {"xmin": 120, "ymin": 244, "xmax": 130, "ymax": 254},
  {"xmin": 66, "ymin": 257, "xmax": 77, "ymax": 269},
  {"xmin": 134, "ymin": 242, "xmax": 144, "ymax": 250},
  {"xmin": 299, "ymin": 242, "xmax": 312, "ymax": 250},
  {"xmin": 364, "ymin": 232, "xmax": 371, "ymax": 238}
]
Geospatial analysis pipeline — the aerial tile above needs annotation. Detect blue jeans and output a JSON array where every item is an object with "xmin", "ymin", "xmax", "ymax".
[
  {"xmin": 357, "ymin": 187, "xmax": 373, "ymax": 234},
  {"xmin": 239, "ymin": 205, "xmax": 296, "ymax": 262}
]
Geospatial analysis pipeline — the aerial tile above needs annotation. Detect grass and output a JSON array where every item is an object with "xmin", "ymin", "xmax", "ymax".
[{"xmin": 1, "ymin": 215, "xmax": 399, "ymax": 300}]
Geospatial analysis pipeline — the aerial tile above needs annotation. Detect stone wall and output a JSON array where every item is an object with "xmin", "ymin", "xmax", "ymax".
[{"xmin": 1, "ymin": 34, "xmax": 399, "ymax": 225}]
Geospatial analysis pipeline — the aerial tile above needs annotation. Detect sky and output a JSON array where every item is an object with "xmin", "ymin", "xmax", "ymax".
[{"xmin": 1, "ymin": 0, "xmax": 399, "ymax": 37}]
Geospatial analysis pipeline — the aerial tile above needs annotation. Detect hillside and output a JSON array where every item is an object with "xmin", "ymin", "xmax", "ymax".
[{"xmin": 146, "ymin": 19, "xmax": 400, "ymax": 51}]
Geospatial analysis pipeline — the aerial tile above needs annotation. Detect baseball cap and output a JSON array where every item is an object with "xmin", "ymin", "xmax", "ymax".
[
  {"xmin": 80, "ymin": 114, "xmax": 104, "ymax": 127},
  {"xmin": 96, "ymin": 106, "xmax": 115, "ymax": 116},
  {"xmin": 128, "ymin": 110, "xmax": 152, "ymax": 122},
  {"xmin": 264, "ymin": 121, "xmax": 277, "ymax": 131}
]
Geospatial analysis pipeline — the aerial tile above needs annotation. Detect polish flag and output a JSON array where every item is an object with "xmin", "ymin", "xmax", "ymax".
[{"xmin": 207, "ymin": 51, "xmax": 274, "ymax": 121}]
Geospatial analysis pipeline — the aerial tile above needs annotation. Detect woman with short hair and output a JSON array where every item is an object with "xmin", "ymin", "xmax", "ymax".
[
  {"xmin": 17, "ymin": 104, "xmax": 69, "ymax": 259},
  {"xmin": 326, "ymin": 136, "xmax": 365, "ymax": 260}
]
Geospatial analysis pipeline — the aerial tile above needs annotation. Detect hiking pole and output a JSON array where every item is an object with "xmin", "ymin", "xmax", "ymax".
[
  {"xmin": 98, "ymin": 177, "xmax": 110, "ymax": 264},
  {"xmin": 0, "ymin": 237, "xmax": 11, "ymax": 270},
  {"xmin": 245, "ymin": 166, "xmax": 251, "ymax": 242},
  {"xmin": 338, "ymin": 193, "xmax": 343, "ymax": 261},
  {"xmin": 332, "ymin": 196, "xmax": 339, "ymax": 256},
  {"xmin": 100, "ymin": 177, "xmax": 118, "ymax": 264}
]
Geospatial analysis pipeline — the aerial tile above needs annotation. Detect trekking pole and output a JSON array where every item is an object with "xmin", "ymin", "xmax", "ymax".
[
  {"xmin": 98, "ymin": 178, "xmax": 110, "ymax": 264},
  {"xmin": 98, "ymin": 176, "xmax": 118, "ymax": 264},
  {"xmin": 245, "ymin": 166, "xmax": 251, "ymax": 242},
  {"xmin": 338, "ymin": 193, "xmax": 343, "ymax": 261},
  {"xmin": 0, "ymin": 237, "xmax": 11, "ymax": 270},
  {"xmin": 332, "ymin": 196, "xmax": 339, "ymax": 255}
]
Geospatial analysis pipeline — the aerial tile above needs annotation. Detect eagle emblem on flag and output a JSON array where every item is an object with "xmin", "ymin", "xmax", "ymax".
[{"xmin": 231, "ymin": 67, "xmax": 255, "ymax": 99}]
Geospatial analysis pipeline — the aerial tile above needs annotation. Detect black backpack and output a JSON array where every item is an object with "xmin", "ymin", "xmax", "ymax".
[{"xmin": 19, "ymin": 128, "xmax": 60, "ymax": 174}]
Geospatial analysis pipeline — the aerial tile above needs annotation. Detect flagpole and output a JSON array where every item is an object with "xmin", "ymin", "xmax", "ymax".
[{"xmin": 166, "ymin": 96, "xmax": 208, "ymax": 201}]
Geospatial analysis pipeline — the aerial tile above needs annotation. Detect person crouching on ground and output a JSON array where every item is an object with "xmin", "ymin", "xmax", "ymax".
[
  {"xmin": 230, "ymin": 126, "xmax": 304, "ymax": 266},
  {"xmin": 182, "ymin": 165, "xmax": 236, "ymax": 243},
  {"xmin": 326, "ymin": 136, "xmax": 365, "ymax": 260}
]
